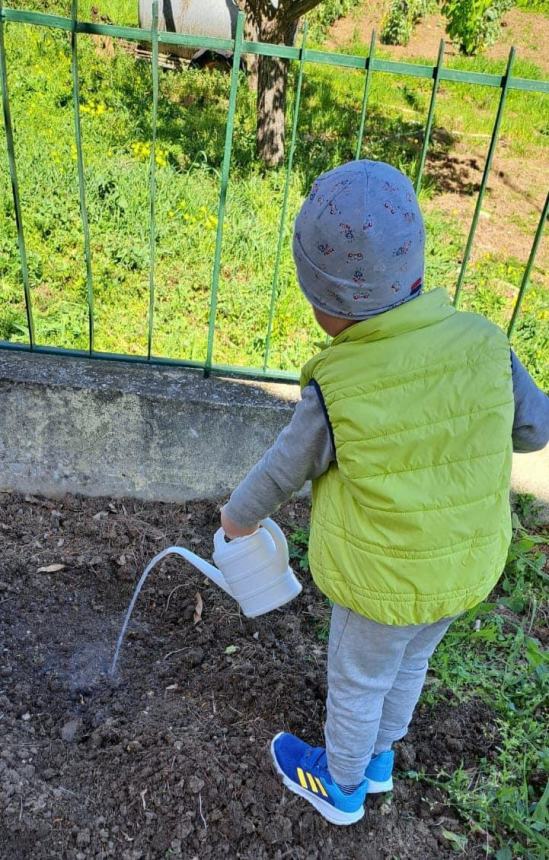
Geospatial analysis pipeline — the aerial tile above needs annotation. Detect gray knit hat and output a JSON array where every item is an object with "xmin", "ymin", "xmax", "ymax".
[{"xmin": 292, "ymin": 160, "xmax": 425, "ymax": 319}]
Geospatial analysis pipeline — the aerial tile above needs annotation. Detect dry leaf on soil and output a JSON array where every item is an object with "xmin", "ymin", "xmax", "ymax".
[
  {"xmin": 193, "ymin": 592, "xmax": 203, "ymax": 625},
  {"xmin": 37, "ymin": 564, "xmax": 66, "ymax": 573}
]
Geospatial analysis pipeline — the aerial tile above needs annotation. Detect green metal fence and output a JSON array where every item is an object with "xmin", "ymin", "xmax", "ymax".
[{"xmin": 0, "ymin": 2, "xmax": 548, "ymax": 383}]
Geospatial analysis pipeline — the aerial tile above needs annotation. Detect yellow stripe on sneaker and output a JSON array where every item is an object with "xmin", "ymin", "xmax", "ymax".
[
  {"xmin": 296, "ymin": 768, "xmax": 308, "ymax": 789},
  {"xmin": 315, "ymin": 777, "xmax": 328, "ymax": 797},
  {"xmin": 306, "ymin": 772, "xmax": 318, "ymax": 793}
]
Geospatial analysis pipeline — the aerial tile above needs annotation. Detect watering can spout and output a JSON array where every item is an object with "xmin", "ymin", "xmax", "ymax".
[
  {"xmin": 110, "ymin": 517, "xmax": 301, "ymax": 675},
  {"xmin": 158, "ymin": 546, "xmax": 233, "ymax": 596},
  {"xmin": 146, "ymin": 519, "xmax": 301, "ymax": 618}
]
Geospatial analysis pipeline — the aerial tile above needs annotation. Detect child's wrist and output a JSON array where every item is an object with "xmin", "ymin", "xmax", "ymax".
[{"xmin": 220, "ymin": 506, "xmax": 259, "ymax": 539}]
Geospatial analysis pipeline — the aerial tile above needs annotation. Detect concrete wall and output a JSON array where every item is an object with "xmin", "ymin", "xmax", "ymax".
[
  {"xmin": 0, "ymin": 353, "xmax": 297, "ymax": 502},
  {"xmin": 0, "ymin": 352, "xmax": 547, "ymax": 516}
]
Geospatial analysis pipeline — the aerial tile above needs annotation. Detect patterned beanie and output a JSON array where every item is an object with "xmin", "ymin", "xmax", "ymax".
[{"xmin": 292, "ymin": 159, "xmax": 425, "ymax": 320}]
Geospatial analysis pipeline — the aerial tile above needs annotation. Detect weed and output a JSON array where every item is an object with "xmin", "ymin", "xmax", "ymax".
[
  {"xmin": 423, "ymin": 516, "xmax": 548, "ymax": 857},
  {"xmin": 288, "ymin": 527, "xmax": 310, "ymax": 573},
  {"xmin": 513, "ymin": 492, "xmax": 544, "ymax": 530}
]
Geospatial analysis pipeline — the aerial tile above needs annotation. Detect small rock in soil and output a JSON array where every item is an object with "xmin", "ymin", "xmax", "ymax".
[
  {"xmin": 188, "ymin": 775, "xmax": 205, "ymax": 794},
  {"xmin": 61, "ymin": 718, "xmax": 82, "ymax": 743}
]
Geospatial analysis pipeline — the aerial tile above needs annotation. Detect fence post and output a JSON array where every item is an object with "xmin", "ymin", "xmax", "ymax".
[
  {"xmin": 355, "ymin": 30, "xmax": 376, "ymax": 161},
  {"xmin": 146, "ymin": 0, "xmax": 159, "ymax": 360},
  {"xmin": 204, "ymin": 11, "xmax": 245, "ymax": 376},
  {"xmin": 415, "ymin": 39, "xmax": 444, "ymax": 194},
  {"xmin": 0, "ymin": 0, "xmax": 35, "ymax": 348},
  {"xmin": 71, "ymin": 0, "xmax": 94, "ymax": 354},
  {"xmin": 263, "ymin": 22, "xmax": 308, "ymax": 372},
  {"xmin": 454, "ymin": 47, "xmax": 515, "ymax": 307},
  {"xmin": 507, "ymin": 192, "xmax": 548, "ymax": 339}
]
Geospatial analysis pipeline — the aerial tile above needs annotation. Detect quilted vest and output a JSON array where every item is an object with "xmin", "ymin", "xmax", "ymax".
[{"xmin": 300, "ymin": 288, "xmax": 514, "ymax": 624}]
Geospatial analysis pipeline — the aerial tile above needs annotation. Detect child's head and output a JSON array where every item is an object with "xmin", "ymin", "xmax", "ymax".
[{"xmin": 293, "ymin": 160, "xmax": 425, "ymax": 334}]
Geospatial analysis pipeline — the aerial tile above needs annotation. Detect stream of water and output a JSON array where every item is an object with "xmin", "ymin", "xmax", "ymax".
[{"xmin": 109, "ymin": 545, "xmax": 229, "ymax": 676}]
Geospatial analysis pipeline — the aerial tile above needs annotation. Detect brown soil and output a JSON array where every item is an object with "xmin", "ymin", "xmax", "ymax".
[
  {"xmin": 423, "ymin": 142, "xmax": 549, "ymax": 269},
  {"xmin": 0, "ymin": 492, "xmax": 496, "ymax": 859},
  {"xmin": 486, "ymin": 7, "xmax": 549, "ymax": 75},
  {"xmin": 327, "ymin": 4, "xmax": 549, "ymax": 74},
  {"xmin": 327, "ymin": 4, "xmax": 457, "ymax": 62}
]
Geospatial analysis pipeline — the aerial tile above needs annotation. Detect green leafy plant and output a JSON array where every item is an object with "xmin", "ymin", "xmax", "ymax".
[
  {"xmin": 288, "ymin": 527, "xmax": 310, "ymax": 572},
  {"xmin": 381, "ymin": 0, "xmax": 415, "ymax": 45},
  {"xmin": 513, "ymin": 493, "xmax": 544, "ymax": 530},
  {"xmin": 307, "ymin": 0, "xmax": 362, "ymax": 43},
  {"xmin": 441, "ymin": 0, "xmax": 515, "ymax": 54},
  {"xmin": 381, "ymin": 0, "xmax": 435, "ymax": 45}
]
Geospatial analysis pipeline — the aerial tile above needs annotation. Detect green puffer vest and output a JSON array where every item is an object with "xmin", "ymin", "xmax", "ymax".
[{"xmin": 300, "ymin": 288, "xmax": 514, "ymax": 625}]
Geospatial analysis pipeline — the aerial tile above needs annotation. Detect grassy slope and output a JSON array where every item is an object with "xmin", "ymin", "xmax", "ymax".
[{"xmin": 0, "ymin": 1, "xmax": 547, "ymax": 383}]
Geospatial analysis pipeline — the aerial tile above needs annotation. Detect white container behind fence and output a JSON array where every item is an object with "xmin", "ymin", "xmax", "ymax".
[{"xmin": 138, "ymin": 0, "xmax": 239, "ymax": 59}]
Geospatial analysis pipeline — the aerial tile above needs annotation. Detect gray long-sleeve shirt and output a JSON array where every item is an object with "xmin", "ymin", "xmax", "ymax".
[{"xmin": 224, "ymin": 351, "xmax": 549, "ymax": 528}]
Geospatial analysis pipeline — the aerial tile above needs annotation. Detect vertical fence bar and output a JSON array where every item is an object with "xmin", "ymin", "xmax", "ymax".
[
  {"xmin": 415, "ymin": 39, "xmax": 444, "ymax": 194},
  {"xmin": 355, "ymin": 30, "xmax": 376, "ymax": 161},
  {"xmin": 0, "ymin": 2, "xmax": 35, "ymax": 347},
  {"xmin": 146, "ymin": 0, "xmax": 159, "ymax": 360},
  {"xmin": 262, "ymin": 23, "xmax": 308, "ymax": 372},
  {"xmin": 204, "ymin": 11, "xmax": 244, "ymax": 375},
  {"xmin": 507, "ymin": 192, "xmax": 548, "ymax": 339},
  {"xmin": 454, "ymin": 47, "xmax": 515, "ymax": 307},
  {"xmin": 71, "ymin": 0, "xmax": 94, "ymax": 354}
]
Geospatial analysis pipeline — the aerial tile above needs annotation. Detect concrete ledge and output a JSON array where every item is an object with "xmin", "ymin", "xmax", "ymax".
[
  {"xmin": 0, "ymin": 352, "xmax": 297, "ymax": 502},
  {"xmin": 0, "ymin": 352, "xmax": 546, "ymax": 517},
  {"xmin": 511, "ymin": 445, "xmax": 549, "ymax": 521}
]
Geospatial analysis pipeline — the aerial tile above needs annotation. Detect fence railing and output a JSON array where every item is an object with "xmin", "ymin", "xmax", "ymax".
[{"xmin": 0, "ymin": 2, "xmax": 547, "ymax": 383}]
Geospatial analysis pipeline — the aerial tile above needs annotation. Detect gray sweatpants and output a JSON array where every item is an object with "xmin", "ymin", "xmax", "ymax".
[{"xmin": 325, "ymin": 604, "xmax": 456, "ymax": 786}]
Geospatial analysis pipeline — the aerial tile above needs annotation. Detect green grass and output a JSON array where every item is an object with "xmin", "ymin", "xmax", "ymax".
[
  {"xmin": 5, "ymin": 0, "xmax": 138, "ymax": 25},
  {"xmin": 0, "ymin": 4, "xmax": 547, "ymax": 384},
  {"xmin": 517, "ymin": 0, "xmax": 549, "ymax": 13}
]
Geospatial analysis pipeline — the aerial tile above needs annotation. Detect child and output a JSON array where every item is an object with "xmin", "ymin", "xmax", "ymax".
[{"xmin": 221, "ymin": 160, "xmax": 549, "ymax": 826}]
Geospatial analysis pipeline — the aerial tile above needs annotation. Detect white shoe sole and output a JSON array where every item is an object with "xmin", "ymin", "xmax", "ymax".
[
  {"xmin": 270, "ymin": 733, "xmax": 365, "ymax": 826},
  {"xmin": 366, "ymin": 776, "xmax": 393, "ymax": 793}
]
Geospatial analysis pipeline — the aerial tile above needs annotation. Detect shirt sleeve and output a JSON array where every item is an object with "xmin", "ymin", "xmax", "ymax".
[
  {"xmin": 223, "ymin": 383, "xmax": 335, "ymax": 528},
  {"xmin": 511, "ymin": 350, "xmax": 549, "ymax": 453}
]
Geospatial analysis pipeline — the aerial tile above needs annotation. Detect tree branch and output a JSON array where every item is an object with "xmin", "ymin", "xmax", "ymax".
[{"xmin": 286, "ymin": 0, "xmax": 323, "ymax": 21}]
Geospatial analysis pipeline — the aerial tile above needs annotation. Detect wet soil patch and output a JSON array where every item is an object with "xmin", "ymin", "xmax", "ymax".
[{"xmin": 0, "ymin": 492, "xmax": 496, "ymax": 858}]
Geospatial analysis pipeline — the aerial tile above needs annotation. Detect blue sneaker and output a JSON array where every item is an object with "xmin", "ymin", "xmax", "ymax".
[
  {"xmin": 270, "ymin": 732, "xmax": 367, "ymax": 825},
  {"xmin": 365, "ymin": 750, "xmax": 394, "ymax": 793}
]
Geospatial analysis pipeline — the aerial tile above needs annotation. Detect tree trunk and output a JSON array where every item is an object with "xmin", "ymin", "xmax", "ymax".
[
  {"xmin": 257, "ymin": 53, "xmax": 287, "ymax": 167},
  {"xmin": 243, "ymin": 14, "xmax": 259, "ymax": 94},
  {"xmin": 256, "ymin": 17, "xmax": 297, "ymax": 168},
  {"xmin": 238, "ymin": 2, "xmax": 320, "ymax": 167}
]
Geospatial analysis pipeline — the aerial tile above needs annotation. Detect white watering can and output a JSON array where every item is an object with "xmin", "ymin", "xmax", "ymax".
[
  {"xmin": 146, "ymin": 518, "xmax": 301, "ymax": 619},
  {"xmin": 213, "ymin": 518, "xmax": 302, "ymax": 616},
  {"xmin": 110, "ymin": 518, "xmax": 302, "ymax": 675}
]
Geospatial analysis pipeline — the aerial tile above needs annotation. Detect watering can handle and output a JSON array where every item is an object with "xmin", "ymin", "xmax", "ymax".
[
  {"xmin": 259, "ymin": 518, "xmax": 290, "ymax": 568},
  {"xmin": 214, "ymin": 519, "xmax": 289, "ymax": 568}
]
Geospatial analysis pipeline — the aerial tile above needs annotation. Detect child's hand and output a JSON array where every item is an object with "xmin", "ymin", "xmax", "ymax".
[{"xmin": 220, "ymin": 507, "xmax": 259, "ymax": 540}]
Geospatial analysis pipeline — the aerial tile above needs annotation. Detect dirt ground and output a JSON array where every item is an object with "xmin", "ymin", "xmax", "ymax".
[
  {"xmin": 327, "ymin": 4, "xmax": 549, "ymax": 74},
  {"xmin": 422, "ymin": 143, "xmax": 549, "ymax": 270},
  {"xmin": 0, "ymin": 491, "xmax": 500, "ymax": 859}
]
